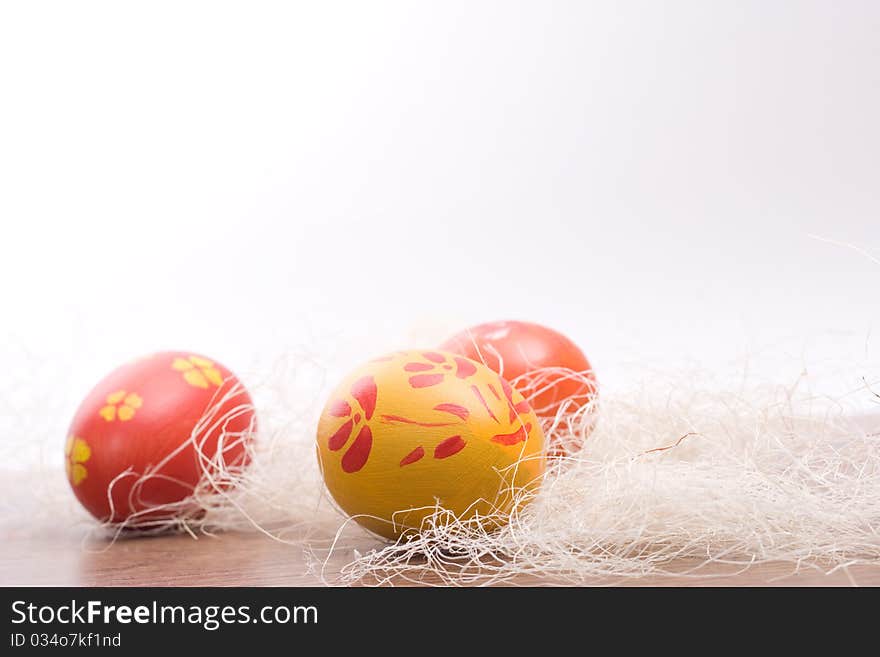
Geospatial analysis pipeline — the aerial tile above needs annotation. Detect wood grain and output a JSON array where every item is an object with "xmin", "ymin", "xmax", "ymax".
[{"xmin": 2, "ymin": 529, "xmax": 878, "ymax": 586}]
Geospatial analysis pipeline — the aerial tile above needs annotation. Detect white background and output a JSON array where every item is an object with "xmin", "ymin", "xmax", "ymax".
[{"xmin": 1, "ymin": 1, "xmax": 878, "ymax": 394}]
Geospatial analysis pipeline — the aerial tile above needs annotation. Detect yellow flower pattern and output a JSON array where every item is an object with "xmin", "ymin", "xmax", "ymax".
[
  {"xmin": 99, "ymin": 390, "xmax": 143, "ymax": 422},
  {"xmin": 65, "ymin": 436, "xmax": 91, "ymax": 486},
  {"xmin": 172, "ymin": 355, "xmax": 224, "ymax": 389}
]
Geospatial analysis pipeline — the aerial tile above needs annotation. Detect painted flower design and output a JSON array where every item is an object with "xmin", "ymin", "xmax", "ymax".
[
  {"xmin": 403, "ymin": 351, "xmax": 477, "ymax": 388},
  {"xmin": 172, "ymin": 355, "xmax": 224, "ymax": 389},
  {"xmin": 99, "ymin": 390, "xmax": 143, "ymax": 422},
  {"xmin": 325, "ymin": 353, "xmax": 535, "ymax": 475},
  {"xmin": 404, "ymin": 352, "xmax": 531, "ymax": 427},
  {"xmin": 326, "ymin": 376, "xmax": 378, "ymax": 474},
  {"xmin": 65, "ymin": 436, "xmax": 91, "ymax": 486}
]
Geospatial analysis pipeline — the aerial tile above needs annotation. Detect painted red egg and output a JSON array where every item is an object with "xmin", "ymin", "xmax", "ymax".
[
  {"xmin": 65, "ymin": 351, "xmax": 256, "ymax": 525},
  {"xmin": 441, "ymin": 320, "xmax": 598, "ymax": 419}
]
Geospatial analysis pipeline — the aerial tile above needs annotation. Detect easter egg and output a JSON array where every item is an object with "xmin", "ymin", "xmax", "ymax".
[
  {"xmin": 441, "ymin": 320, "xmax": 598, "ymax": 419},
  {"xmin": 316, "ymin": 350, "xmax": 546, "ymax": 539},
  {"xmin": 65, "ymin": 351, "xmax": 255, "ymax": 525}
]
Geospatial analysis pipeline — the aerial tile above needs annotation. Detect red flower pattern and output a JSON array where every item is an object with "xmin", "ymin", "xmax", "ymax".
[
  {"xmin": 404, "ymin": 351, "xmax": 477, "ymax": 388},
  {"xmin": 325, "ymin": 353, "xmax": 533, "ymax": 474}
]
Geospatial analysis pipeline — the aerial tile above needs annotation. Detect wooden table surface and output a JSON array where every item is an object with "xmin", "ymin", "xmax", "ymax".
[{"xmin": 2, "ymin": 527, "xmax": 879, "ymax": 586}]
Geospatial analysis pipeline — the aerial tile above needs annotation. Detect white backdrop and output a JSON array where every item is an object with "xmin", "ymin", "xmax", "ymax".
[{"xmin": 2, "ymin": 1, "xmax": 878, "ymax": 402}]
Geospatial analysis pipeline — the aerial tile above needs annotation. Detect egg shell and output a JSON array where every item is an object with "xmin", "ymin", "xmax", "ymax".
[
  {"xmin": 65, "ymin": 351, "xmax": 255, "ymax": 524},
  {"xmin": 316, "ymin": 350, "xmax": 546, "ymax": 539},
  {"xmin": 441, "ymin": 320, "xmax": 598, "ymax": 418}
]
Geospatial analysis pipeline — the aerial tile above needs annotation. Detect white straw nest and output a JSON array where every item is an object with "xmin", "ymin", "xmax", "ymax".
[
  {"xmin": 6, "ymin": 351, "xmax": 880, "ymax": 585},
  {"xmin": 336, "ymin": 374, "xmax": 880, "ymax": 584}
]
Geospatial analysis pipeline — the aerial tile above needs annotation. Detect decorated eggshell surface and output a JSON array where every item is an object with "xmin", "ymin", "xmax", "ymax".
[
  {"xmin": 316, "ymin": 350, "xmax": 546, "ymax": 539},
  {"xmin": 65, "ymin": 351, "xmax": 255, "ymax": 524},
  {"xmin": 441, "ymin": 320, "xmax": 598, "ymax": 418}
]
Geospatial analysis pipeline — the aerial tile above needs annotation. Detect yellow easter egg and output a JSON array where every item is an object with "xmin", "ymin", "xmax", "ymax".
[{"xmin": 316, "ymin": 350, "xmax": 546, "ymax": 539}]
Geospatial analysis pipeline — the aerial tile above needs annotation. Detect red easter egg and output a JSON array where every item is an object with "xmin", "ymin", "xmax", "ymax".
[
  {"xmin": 65, "ymin": 351, "xmax": 256, "ymax": 525},
  {"xmin": 441, "ymin": 320, "xmax": 598, "ymax": 418}
]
